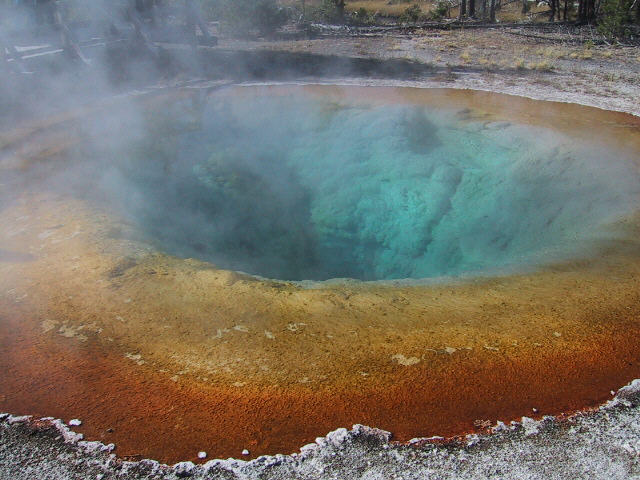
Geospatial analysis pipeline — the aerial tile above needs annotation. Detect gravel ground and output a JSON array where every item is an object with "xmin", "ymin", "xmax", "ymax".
[
  {"xmin": 1, "ymin": 380, "xmax": 640, "ymax": 480},
  {"xmin": 214, "ymin": 27, "xmax": 640, "ymax": 116}
]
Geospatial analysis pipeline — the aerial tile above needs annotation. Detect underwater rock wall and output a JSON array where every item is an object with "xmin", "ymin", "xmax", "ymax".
[{"xmin": 86, "ymin": 90, "xmax": 640, "ymax": 281}]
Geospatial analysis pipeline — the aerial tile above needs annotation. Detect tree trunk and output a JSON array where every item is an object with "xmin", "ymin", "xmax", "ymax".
[
  {"xmin": 584, "ymin": 0, "xmax": 589, "ymax": 21},
  {"xmin": 469, "ymin": 0, "xmax": 476, "ymax": 16},
  {"xmin": 578, "ymin": 0, "xmax": 589, "ymax": 22},
  {"xmin": 563, "ymin": 0, "xmax": 568, "ymax": 21},
  {"xmin": 490, "ymin": 0, "xmax": 496, "ymax": 21},
  {"xmin": 459, "ymin": 0, "xmax": 467, "ymax": 19},
  {"xmin": 577, "ymin": 0, "xmax": 583, "ymax": 22},
  {"xmin": 549, "ymin": 0, "xmax": 556, "ymax": 21},
  {"xmin": 482, "ymin": 0, "xmax": 488, "ymax": 18},
  {"xmin": 522, "ymin": 0, "xmax": 528, "ymax": 14},
  {"xmin": 558, "ymin": 0, "xmax": 562, "ymax": 20}
]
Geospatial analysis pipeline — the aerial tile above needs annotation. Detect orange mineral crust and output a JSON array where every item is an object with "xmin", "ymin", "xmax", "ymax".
[
  {"xmin": 1, "ymin": 86, "xmax": 640, "ymax": 464},
  {"xmin": 2, "ymin": 303, "xmax": 640, "ymax": 464}
]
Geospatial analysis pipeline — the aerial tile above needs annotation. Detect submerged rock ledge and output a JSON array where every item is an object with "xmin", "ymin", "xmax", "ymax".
[{"xmin": 1, "ymin": 379, "xmax": 639, "ymax": 480}]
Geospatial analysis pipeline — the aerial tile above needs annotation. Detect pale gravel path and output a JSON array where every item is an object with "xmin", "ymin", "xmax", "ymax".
[{"xmin": 219, "ymin": 29, "xmax": 640, "ymax": 117}]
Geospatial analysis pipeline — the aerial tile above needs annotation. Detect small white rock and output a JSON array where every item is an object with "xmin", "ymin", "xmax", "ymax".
[
  {"xmin": 521, "ymin": 416, "xmax": 540, "ymax": 436},
  {"xmin": 532, "ymin": 407, "xmax": 538, "ymax": 413},
  {"xmin": 300, "ymin": 443, "xmax": 318, "ymax": 454},
  {"xmin": 326, "ymin": 427, "xmax": 349, "ymax": 447},
  {"xmin": 173, "ymin": 462, "xmax": 195, "ymax": 476},
  {"xmin": 198, "ymin": 451, "xmax": 207, "ymax": 459},
  {"xmin": 68, "ymin": 419, "xmax": 82, "ymax": 426},
  {"xmin": 242, "ymin": 449, "xmax": 250, "ymax": 456},
  {"xmin": 491, "ymin": 421, "xmax": 508, "ymax": 433}
]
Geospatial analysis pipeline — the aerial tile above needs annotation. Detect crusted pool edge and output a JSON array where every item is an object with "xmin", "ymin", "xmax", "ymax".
[{"xmin": 1, "ymin": 379, "xmax": 639, "ymax": 480}]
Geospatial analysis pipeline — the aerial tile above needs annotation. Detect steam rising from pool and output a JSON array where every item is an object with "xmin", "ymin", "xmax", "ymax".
[{"xmin": 94, "ymin": 90, "xmax": 639, "ymax": 282}]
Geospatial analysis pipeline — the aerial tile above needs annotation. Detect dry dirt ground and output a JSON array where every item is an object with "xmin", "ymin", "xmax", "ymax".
[{"xmin": 216, "ymin": 26, "xmax": 639, "ymax": 114}]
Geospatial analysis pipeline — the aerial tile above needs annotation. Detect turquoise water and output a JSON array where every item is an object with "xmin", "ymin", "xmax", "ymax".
[{"xmin": 112, "ymin": 90, "xmax": 640, "ymax": 281}]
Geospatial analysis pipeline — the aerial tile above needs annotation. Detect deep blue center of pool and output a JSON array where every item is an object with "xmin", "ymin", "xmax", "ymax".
[{"xmin": 98, "ymin": 91, "xmax": 640, "ymax": 281}]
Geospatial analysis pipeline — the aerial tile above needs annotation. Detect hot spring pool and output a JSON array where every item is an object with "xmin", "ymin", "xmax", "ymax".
[
  {"xmin": 2, "ymin": 85, "xmax": 640, "ymax": 462},
  {"xmin": 84, "ymin": 86, "xmax": 640, "ymax": 282}
]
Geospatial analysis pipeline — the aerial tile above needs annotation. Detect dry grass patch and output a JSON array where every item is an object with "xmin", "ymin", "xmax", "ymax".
[
  {"xmin": 535, "ymin": 46, "xmax": 565, "ymax": 60},
  {"xmin": 493, "ymin": 0, "xmax": 549, "ymax": 21},
  {"xmin": 280, "ymin": 0, "xmax": 433, "ymax": 16},
  {"xmin": 389, "ymin": 44, "xmax": 406, "ymax": 51},
  {"xmin": 346, "ymin": 0, "xmax": 432, "ymax": 16},
  {"xmin": 569, "ymin": 49, "xmax": 593, "ymax": 60},
  {"xmin": 528, "ymin": 60, "xmax": 554, "ymax": 71},
  {"xmin": 580, "ymin": 49, "xmax": 594, "ymax": 59}
]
